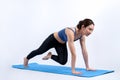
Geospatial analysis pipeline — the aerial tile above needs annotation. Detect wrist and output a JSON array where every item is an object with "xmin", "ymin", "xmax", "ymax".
[{"xmin": 86, "ymin": 66, "xmax": 90, "ymax": 70}]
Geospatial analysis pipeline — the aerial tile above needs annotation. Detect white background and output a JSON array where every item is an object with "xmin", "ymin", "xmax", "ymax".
[{"xmin": 0, "ymin": 0, "xmax": 120, "ymax": 80}]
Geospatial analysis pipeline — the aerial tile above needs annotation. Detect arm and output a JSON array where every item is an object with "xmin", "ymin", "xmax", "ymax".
[
  {"xmin": 66, "ymin": 29, "xmax": 81, "ymax": 74},
  {"xmin": 80, "ymin": 36, "xmax": 89, "ymax": 69},
  {"xmin": 80, "ymin": 36, "xmax": 95, "ymax": 70}
]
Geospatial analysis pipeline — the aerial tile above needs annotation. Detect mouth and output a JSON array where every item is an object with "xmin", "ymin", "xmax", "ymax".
[{"xmin": 86, "ymin": 34, "xmax": 90, "ymax": 36}]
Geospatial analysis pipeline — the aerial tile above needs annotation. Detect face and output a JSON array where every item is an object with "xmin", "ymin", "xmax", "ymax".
[{"xmin": 82, "ymin": 24, "xmax": 94, "ymax": 36}]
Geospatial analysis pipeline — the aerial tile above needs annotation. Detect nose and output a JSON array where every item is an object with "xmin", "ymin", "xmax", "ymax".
[
  {"xmin": 87, "ymin": 31, "xmax": 92, "ymax": 36},
  {"xmin": 89, "ymin": 31, "xmax": 92, "ymax": 34}
]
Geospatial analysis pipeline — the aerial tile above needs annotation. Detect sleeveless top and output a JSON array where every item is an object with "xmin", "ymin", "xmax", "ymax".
[{"xmin": 58, "ymin": 27, "xmax": 82, "ymax": 42}]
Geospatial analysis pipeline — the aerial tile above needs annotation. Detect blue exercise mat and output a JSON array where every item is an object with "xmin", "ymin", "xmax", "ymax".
[{"xmin": 12, "ymin": 63, "xmax": 114, "ymax": 77}]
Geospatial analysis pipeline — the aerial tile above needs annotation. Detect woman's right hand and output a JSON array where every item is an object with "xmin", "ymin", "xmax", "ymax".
[{"xmin": 72, "ymin": 70, "xmax": 82, "ymax": 74}]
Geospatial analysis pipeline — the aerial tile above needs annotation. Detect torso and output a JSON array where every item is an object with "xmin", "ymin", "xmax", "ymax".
[
  {"xmin": 54, "ymin": 32, "xmax": 65, "ymax": 44},
  {"xmin": 54, "ymin": 27, "xmax": 82, "ymax": 44}
]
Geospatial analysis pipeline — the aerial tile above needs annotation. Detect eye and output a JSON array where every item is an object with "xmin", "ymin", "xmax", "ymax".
[{"xmin": 89, "ymin": 28, "xmax": 93, "ymax": 31}]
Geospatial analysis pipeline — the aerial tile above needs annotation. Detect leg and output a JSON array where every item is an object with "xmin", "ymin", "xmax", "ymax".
[
  {"xmin": 42, "ymin": 52, "xmax": 52, "ymax": 60},
  {"xmin": 51, "ymin": 43, "xmax": 68, "ymax": 65},
  {"xmin": 24, "ymin": 57, "xmax": 29, "ymax": 67},
  {"xmin": 24, "ymin": 34, "xmax": 55, "ymax": 66}
]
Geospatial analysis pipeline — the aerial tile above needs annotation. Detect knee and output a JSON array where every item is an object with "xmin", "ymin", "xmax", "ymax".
[{"xmin": 59, "ymin": 60, "xmax": 67, "ymax": 65}]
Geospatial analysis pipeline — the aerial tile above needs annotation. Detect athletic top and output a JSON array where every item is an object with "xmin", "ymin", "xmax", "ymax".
[{"xmin": 58, "ymin": 27, "xmax": 82, "ymax": 42}]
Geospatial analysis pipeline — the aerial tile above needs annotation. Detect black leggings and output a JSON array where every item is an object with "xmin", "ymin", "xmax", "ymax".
[{"xmin": 26, "ymin": 34, "xmax": 68, "ymax": 65}]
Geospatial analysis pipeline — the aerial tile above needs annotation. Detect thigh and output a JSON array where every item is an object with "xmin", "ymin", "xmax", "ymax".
[
  {"xmin": 37, "ymin": 34, "xmax": 56, "ymax": 53},
  {"xmin": 55, "ymin": 43, "xmax": 68, "ymax": 58}
]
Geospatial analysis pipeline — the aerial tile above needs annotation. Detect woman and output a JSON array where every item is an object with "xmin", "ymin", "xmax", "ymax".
[{"xmin": 24, "ymin": 18, "xmax": 95, "ymax": 74}]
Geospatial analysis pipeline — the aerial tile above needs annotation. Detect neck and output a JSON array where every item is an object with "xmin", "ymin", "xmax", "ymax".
[{"xmin": 75, "ymin": 27, "xmax": 82, "ymax": 35}]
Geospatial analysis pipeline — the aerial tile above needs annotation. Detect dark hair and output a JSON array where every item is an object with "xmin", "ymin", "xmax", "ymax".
[{"xmin": 77, "ymin": 18, "xmax": 94, "ymax": 29}]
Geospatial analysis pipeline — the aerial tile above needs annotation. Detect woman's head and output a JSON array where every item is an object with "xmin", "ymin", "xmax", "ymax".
[
  {"xmin": 77, "ymin": 18, "xmax": 95, "ymax": 36},
  {"xmin": 77, "ymin": 18, "xmax": 94, "ymax": 29}
]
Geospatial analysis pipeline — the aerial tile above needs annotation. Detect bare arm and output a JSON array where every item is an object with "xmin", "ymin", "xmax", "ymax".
[
  {"xmin": 80, "ymin": 36, "xmax": 95, "ymax": 70},
  {"xmin": 66, "ymin": 29, "xmax": 81, "ymax": 74},
  {"xmin": 80, "ymin": 36, "xmax": 89, "ymax": 69}
]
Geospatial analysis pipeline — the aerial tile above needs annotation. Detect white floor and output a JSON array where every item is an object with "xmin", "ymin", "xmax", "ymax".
[
  {"xmin": 1, "ymin": 66, "xmax": 120, "ymax": 80},
  {"xmin": 2, "ymin": 68, "xmax": 119, "ymax": 80},
  {"xmin": 1, "ymin": 56, "xmax": 120, "ymax": 80}
]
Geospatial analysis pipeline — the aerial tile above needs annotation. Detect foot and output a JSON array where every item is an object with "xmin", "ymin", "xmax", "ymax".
[
  {"xmin": 24, "ymin": 57, "xmax": 29, "ymax": 67},
  {"xmin": 42, "ymin": 52, "xmax": 52, "ymax": 60}
]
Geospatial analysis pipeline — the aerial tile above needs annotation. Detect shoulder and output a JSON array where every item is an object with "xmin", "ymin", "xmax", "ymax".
[
  {"xmin": 80, "ymin": 35, "xmax": 86, "ymax": 42},
  {"xmin": 65, "ymin": 28, "xmax": 75, "ymax": 41},
  {"xmin": 65, "ymin": 28, "xmax": 74, "ymax": 36}
]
